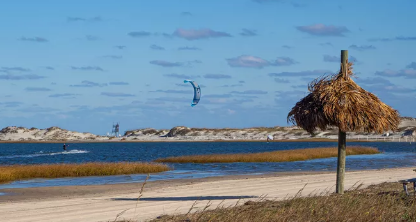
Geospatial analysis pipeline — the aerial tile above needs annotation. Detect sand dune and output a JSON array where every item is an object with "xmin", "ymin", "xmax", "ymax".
[
  {"xmin": 0, "ymin": 117, "xmax": 415, "ymax": 142},
  {"xmin": 0, "ymin": 126, "xmax": 107, "ymax": 142}
]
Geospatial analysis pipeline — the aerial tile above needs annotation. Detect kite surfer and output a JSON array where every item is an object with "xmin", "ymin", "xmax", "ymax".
[{"xmin": 63, "ymin": 143, "xmax": 69, "ymax": 151}]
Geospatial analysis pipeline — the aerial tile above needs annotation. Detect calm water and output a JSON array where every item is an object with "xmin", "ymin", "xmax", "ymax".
[{"xmin": 0, "ymin": 142, "xmax": 415, "ymax": 189}]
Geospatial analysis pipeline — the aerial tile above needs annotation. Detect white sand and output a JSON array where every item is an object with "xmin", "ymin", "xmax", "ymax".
[
  {"xmin": 0, "ymin": 117, "xmax": 416, "ymax": 142},
  {"xmin": 0, "ymin": 167, "xmax": 415, "ymax": 222}
]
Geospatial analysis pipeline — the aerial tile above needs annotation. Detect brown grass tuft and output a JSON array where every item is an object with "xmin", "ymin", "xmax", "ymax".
[
  {"xmin": 0, "ymin": 162, "xmax": 170, "ymax": 184},
  {"xmin": 151, "ymin": 182, "xmax": 415, "ymax": 222},
  {"xmin": 155, "ymin": 146, "xmax": 380, "ymax": 163}
]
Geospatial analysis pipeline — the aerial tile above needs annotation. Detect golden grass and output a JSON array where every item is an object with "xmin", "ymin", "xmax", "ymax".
[
  {"xmin": 150, "ymin": 182, "xmax": 416, "ymax": 222},
  {"xmin": 155, "ymin": 146, "xmax": 380, "ymax": 163},
  {"xmin": 0, "ymin": 162, "xmax": 170, "ymax": 184}
]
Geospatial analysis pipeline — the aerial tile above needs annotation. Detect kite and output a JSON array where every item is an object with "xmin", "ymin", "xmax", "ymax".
[{"xmin": 184, "ymin": 80, "xmax": 201, "ymax": 107}]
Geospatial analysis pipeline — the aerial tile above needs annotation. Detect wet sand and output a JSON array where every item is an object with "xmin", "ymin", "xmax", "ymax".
[
  {"xmin": 0, "ymin": 170, "xmax": 331, "ymax": 202},
  {"xmin": 0, "ymin": 167, "xmax": 415, "ymax": 222}
]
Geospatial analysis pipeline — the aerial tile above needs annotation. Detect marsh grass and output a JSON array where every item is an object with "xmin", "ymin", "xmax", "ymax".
[
  {"xmin": 151, "ymin": 182, "xmax": 415, "ymax": 222},
  {"xmin": 0, "ymin": 162, "xmax": 170, "ymax": 184},
  {"xmin": 155, "ymin": 146, "xmax": 380, "ymax": 163}
]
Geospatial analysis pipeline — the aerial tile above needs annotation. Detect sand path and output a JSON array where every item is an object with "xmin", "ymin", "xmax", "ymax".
[{"xmin": 0, "ymin": 167, "xmax": 415, "ymax": 222}]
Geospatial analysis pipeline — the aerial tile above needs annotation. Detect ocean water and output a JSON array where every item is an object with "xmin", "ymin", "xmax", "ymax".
[{"xmin": 0, "ymin": 142, "xmax": 415, "ymax": 189}]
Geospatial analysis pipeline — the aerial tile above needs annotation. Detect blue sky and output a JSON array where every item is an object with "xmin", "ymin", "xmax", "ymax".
[{"xmin": 0, "ymin": 0, "xmax": 416, "ymax": 135}]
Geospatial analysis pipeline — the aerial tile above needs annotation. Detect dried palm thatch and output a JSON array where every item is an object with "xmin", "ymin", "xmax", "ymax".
[{"xmin": 287, "ymin": 62, "xmax": 400, "ymax": 134}]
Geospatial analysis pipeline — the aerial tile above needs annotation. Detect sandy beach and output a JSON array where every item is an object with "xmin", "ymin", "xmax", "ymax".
[{"xmin": 0, "ymin": 167, "xmax": 415, "ymax": 222}]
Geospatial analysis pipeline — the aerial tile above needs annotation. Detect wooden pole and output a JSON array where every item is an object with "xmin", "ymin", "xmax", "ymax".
[
  {"xmin": 337, "ymin": 129, "xmax": 346, "ymax": 194},
  {"xmin": 336, "ymin": 50, "xmax": 348, "ymax": 194}
]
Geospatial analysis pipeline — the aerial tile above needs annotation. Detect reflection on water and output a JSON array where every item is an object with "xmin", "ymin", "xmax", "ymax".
[{"xmin": 0, "ymin": 142, "xmax": 415, "ymax": 189}]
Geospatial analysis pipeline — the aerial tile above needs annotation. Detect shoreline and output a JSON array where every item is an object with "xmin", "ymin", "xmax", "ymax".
[
  {"xmin": 0, "ymin": 170, "xmax": 327, "ymax": 202},
  {"xmin": 0, "ymin": 167, "xmax": 413, "ymax": 202},
  {"xmin": 0, "ymin": 118, "xmax": 415, "ymax": 144},
  {"xmin": 0, "ymin": 138, "xmax": 394, "ymax": 144},
  {"xmin": 0, "ymin": 167, "xmax": 415, "ymax": 222}
]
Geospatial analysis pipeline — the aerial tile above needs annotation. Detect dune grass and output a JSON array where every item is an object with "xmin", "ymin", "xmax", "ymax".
[
  {"xmin": 0, "ymin": 162, "xmax": 170, "ymax": 184},
  {"xmin": 155, "ymin": 146, "xmax": 380, "ymax": 163},
  {"xmin": 150, "ymin": 182, "xmax": 415, "ymax": 222}
]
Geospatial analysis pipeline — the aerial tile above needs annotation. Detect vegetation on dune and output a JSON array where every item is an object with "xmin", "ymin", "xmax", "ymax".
[
  {"xmin": 150, "ymin": 182, "xmax": 415, "ymax": 222},
  {"xmin": 155, "ymin": 146, "xmax": 380, "ymax": 163},
  {"xmin": 0, "ymin": 162, "xmax": 170, "ymax": 184}
]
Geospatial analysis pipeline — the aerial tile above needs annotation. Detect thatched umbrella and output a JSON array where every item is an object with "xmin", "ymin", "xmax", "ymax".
[{"xmin": 287, "ymin": 50, "xmax": 400, "ymax": 194}]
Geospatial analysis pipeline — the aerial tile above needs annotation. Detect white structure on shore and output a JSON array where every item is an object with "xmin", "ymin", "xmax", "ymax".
[{"xmin": 111, "ymin": 123, "xmax": 120, "ymax": 137}]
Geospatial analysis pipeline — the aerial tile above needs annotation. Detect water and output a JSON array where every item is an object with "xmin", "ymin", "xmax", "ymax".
[
  {"xmin": 0, "ymin": 142, "xmax": 415, "ymax": 189},
  {"xmin": 0, "ymin": 149, "xmax": 88, "ymax": 159}
]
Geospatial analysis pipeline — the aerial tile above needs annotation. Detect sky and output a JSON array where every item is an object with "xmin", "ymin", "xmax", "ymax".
[{"xmin": 0, "ymin": 0, "xmax": 416, "ymax": 135}]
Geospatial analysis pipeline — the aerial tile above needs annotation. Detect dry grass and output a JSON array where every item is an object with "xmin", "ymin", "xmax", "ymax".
[
  {"xmin": 287, "ymin": 61, "xmax": 400, "ymax": 134},
  {"xmin": 143, "ymin": 129, "xmax": 158, "ymax": 135},
  {"xmin": 178, "ymin": 127, "xmax": 286, "ymax": 133},
  {"xmin": 155, "ymin": 146, "xmax": 380, "ymax": 163},
  {"xmin": 0, "ymin": 162, "xmax": 170, "ymax": 184},
  {"xmin": 150, "ymin": 182, "xmax": 416, "ymax": 222}
]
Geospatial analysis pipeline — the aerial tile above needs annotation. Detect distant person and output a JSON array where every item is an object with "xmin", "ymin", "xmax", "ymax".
[{"xmin": 63, "ymin": 143, "xmax": 68, "ymax": 151}]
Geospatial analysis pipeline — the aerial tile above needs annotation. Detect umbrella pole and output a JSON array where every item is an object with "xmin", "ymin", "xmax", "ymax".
[
  {"xmin": 336, "ymin": 49, "xmax": 348, "ymax": 194},
  {"xmin": 336, "ymin": 129, "xmax": 347, "ymax": 194}
]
